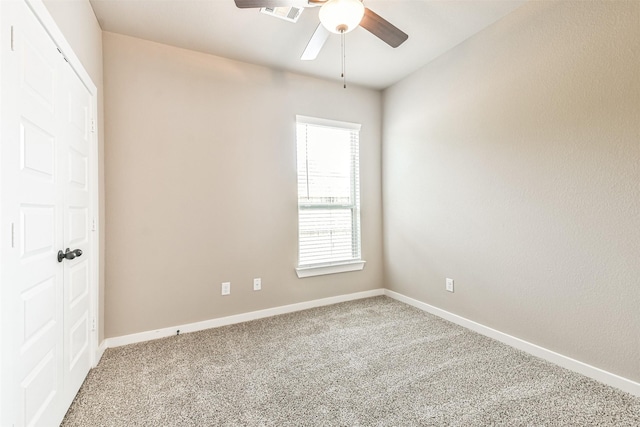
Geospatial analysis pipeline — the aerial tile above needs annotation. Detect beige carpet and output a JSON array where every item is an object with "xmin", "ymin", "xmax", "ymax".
[{"xmin": 63, "ymin": 296, "xmax": 640, "ymax": 426}]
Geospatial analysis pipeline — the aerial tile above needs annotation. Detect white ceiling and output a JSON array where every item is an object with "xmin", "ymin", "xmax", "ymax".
[{"xmin": 89, "ymin": 0, "xmax": 527, "ymax": 89}]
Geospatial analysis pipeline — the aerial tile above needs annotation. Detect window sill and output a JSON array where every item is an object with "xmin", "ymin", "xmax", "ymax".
[{"xmin": 295, "ymin": 260, "xmax": 366, "ymax": 278}]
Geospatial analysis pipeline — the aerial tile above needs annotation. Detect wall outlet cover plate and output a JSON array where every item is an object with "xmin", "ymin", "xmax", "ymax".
[{"xmin": 446, "ymin": 278, "xmax": 454, "ymax": 293}]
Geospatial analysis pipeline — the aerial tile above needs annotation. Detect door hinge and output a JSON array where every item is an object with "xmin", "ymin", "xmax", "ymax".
[
  {"xmin": 10, "ymin": 26, "xmax": 15, "ymax": 51},
  {"xmin": 90, "ymin": 217, "xmax": 97, "ymax": 231},
  {"xmin": 10, "ymin": 222, "xmax": 15, "ymax": 248},
  {"xmin": 91, "ymin": 119, "xmax": 96, "ymax": 134},
  {"xmin": 56, "ymin": 46, "xmax": 68, "ymax": 62},
  {"xmin": 91, "ymin": 318, "xmax": 96, "ymax": 331}
]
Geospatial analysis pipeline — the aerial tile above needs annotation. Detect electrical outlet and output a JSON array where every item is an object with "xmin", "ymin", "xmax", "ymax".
[
  {"xmin": 446, "ymin": 278, "xmax": 454, "ymax": 293},
  {"xmin": 253, "ymin": 278, "xmax": 262, "ymax": 291},
  {"xmin": 221, "ymin": 282, "xmax": 231, "ymax": 296}
]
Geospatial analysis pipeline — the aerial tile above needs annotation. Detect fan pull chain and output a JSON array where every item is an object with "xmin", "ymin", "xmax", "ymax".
[{"xmin": 341, "ymin": 30, "xmax": 346, "ymax": 89}]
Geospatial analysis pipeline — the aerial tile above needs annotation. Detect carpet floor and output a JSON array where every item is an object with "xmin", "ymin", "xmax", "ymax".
[{"xmin": 62, "ymin": 296, "xmax": 640, "ymax": 426}]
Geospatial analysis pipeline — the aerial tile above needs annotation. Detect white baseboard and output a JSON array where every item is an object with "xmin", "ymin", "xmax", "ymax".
[
  {"xmin": 384, "ymin": 289, "xmax": 640, "ymax": 397},
  {"xmin": 105, "ymin": 289, "xmax": 385, "ymax": 349}
]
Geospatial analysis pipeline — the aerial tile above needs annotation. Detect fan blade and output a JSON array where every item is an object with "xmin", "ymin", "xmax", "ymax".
[
  {"xmin": 234, "ymin": 0, "xmax": 298, "ymax": 9},
  {"xmin": 360, "ymin": 8, "xmax": 408, "ymax": 48},
  {"xmin": 301, "ymin": 24, "xmax": 330, "ymax": 60}
]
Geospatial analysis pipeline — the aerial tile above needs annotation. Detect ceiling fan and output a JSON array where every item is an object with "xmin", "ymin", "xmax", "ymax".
[{"xmin": 233, "ymin": 0, "xmax": 409, "ymax": 61}]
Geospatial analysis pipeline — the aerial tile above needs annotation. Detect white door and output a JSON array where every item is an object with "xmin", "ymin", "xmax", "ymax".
[
  {"xmin": 0, "ymin": 1, "xmax": 95, "ymax": 425},
  {"xmin": 60, "ymin": 55, "xmax": 93, "ymax": 406}
]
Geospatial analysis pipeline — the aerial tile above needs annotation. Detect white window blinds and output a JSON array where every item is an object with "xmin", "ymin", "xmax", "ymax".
[{"xmin": 296, "ymin": 115, "xmax": 361, "ymax": 268}]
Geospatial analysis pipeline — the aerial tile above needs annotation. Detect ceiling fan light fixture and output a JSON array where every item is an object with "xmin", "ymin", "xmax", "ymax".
[{"xmin": 319, "ymin": 0, "xmax": 365, "ymax": 34}]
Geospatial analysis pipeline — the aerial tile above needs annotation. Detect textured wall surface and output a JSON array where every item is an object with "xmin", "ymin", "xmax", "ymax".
[
  {"xmin": 383, "ymin": 0, "xmax": 640, "ymax": 381},
  {"xmin": 43, "ymin": 0, "xmax": 106, "ymax": 342},
  {"xmin": 103, "ymin": 33, "xmax": 383, "ymax": 338}
]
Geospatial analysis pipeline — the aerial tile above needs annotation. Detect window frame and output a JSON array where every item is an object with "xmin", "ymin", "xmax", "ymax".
[{"xmin": 295, "ymin": 115, "xmax": 366, "ymax": 278}]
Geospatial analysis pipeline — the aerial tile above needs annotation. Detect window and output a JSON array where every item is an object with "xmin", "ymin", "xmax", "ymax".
[{"xmin": 295, "ymin": 115, "xmax": 365, "ymax": 278}]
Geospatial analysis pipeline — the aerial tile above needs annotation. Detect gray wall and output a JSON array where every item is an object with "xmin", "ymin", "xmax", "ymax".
[
  {"xmin": 44, "ymin": 0, "xmax": 106, "ymax": 342},
  {"xmin": 103, "ymin": 33, "xmax": 383, "ymax": 338},
  {"xmin": 46, "ymin": 0, "xmax": 639, "ymax": 384},
  {"xmin": 382, "ymin": 0, "xmax": 640, "ymax": 382}
]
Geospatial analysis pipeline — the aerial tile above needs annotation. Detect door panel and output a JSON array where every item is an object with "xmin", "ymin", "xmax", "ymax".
[
  {"xmin": 68, "ymin": 262, "xmax": 89, "ymax": 318},
  {"xmin": 20, "ymin": 119, "xmax": 55, "ymax": 178},
  {"xmin": 68, "ymin": 313, "xmax": 89, "ymax": 370},
  {"xmin": 21, "ymin": 36, "xmax": 55, "ymax": 113},
  {"xmin": 62, "ymin": 59, "xmax": 93, "ymax": 405},
  {"xmin": 10, "ymin": 3, "xmax": 66, "ymax": 425},
  {"xmin": 68, "ymin": 148, "xmax": 88, "ymax": 188},
  {"xmin": 67, "ymin": 206, "xmax": 89, "ymax": 246},
  {"xmin": 21, "ymin": 349, "xmax": 58, "ymax": 426},
  {"xmin": 20, "ymin": 204, "xmax": 55, "ymax": 258},
  {"xmin": 21, "ymin": 277, "xmax": 56, "ymax": 347}
]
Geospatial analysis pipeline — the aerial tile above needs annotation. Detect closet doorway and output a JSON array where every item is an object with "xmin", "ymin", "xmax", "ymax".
[{"xmin": 1, "ymin": 1, "xmax": 99, "ymax": 425}]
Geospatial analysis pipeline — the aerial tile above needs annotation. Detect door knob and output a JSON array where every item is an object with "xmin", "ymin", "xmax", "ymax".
[{"xmin": 57, "ymin": 248, "xmax": 83, "ymax": 263}]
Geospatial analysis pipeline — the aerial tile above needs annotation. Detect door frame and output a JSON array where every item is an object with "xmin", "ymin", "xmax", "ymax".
[{"xmin": 0, "ymin": 0, "xmax": 100, "ymax": 422}]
